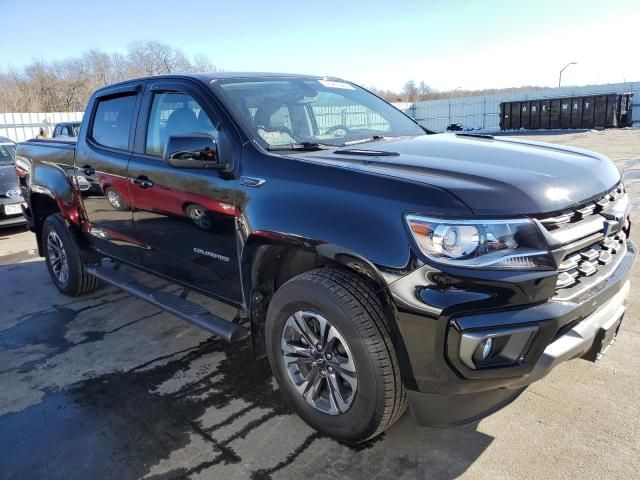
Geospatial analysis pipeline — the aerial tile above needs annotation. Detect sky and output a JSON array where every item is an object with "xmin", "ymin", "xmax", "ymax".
[{"xmin": 1, "ymin": 0, "xmax": 639, "ymax": 91}]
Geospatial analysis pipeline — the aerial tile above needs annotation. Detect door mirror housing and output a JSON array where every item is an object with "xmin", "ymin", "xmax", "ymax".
[{"xmin": 163, "ymin": 134, "xmax": 226, "ymax": 169}]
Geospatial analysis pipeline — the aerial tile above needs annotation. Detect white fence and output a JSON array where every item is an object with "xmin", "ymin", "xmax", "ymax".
[
  {"xmin": 2, "ymin": 81, "xmax": 638, "ymax": 142},
  {"xmin": 397, "ymin": 81, "xmax": 640, "ymax": 133},
  {"xmin": 0, "ymin": 112, "xmax": 83, "ymax": 142}
]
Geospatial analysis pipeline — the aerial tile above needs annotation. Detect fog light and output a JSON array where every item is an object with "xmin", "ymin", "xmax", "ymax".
[
  {"xmin": 458, "ymin": 325, "xmax": 538, "ymax": 370},
  {"xmin": 474, "ymin": 337, "xmax": 493, "ymax": 363}
]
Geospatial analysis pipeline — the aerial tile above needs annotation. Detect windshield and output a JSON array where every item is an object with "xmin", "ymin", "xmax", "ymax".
[
  {"xmin": 216, "ymin": 78, "xmax": 424, "ymax": 148},
  {"xmin": 0, "ymin": 144, "xmax": 15, "ymax": 165}
]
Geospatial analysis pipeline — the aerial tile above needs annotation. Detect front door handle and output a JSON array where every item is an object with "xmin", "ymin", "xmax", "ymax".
[
  {"xmin": 131, "ymin": 176, "xmax": 154, "ymax": 189},
  {"xmin": 81, "ymin": 165, "xmax": 95, "ymax": 176}
]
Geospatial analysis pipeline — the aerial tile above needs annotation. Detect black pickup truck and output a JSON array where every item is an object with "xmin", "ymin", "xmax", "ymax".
[{"xmin": 14, "ymin": 73, "xmax": 635, "ymax": 443}]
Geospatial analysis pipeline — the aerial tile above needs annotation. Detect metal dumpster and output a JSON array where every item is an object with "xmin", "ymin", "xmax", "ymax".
[{"xmin": 500, "ymin": 93, "xmax": 633, "ymax": 130}]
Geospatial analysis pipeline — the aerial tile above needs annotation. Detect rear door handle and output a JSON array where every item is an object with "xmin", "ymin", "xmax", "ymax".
[
  {"xmin": 81, "ymin": 165, "xmax": 95, "ymax": 176},
  {"xmin": 131, "ymin": 176, "xmax": 154, "ymax": 189}
]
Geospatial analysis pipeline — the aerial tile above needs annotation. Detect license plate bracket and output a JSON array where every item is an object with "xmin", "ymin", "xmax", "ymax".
[
  {"xmin": 583, "ymin": 314, "xmax": 623, "ymax": 362},
  {"xmin": 4, "ymin": 203, "xmax": 23, "ymax": 216}
]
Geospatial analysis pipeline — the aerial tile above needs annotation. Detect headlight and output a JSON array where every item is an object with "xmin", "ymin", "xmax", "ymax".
[{"xmin": 406, "ymin": 215, "xmax": 553, "ymax": 269}]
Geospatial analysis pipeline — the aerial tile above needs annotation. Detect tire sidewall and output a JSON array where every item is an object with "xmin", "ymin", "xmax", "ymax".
[{"xmin": 266, "ymin": 279, "xmax": 385, "ymax": 442}]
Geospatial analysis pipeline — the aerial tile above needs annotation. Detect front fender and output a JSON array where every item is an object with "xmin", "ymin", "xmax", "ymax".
[
  {"xmin": 237, "ymin": 146, "xmax": 472, "ymax": 288},
  {"xmin": 236, "ymin": 146, "xmax": 472, "ymax": 385}
]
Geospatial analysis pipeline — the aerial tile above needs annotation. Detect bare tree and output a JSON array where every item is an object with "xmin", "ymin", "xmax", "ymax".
[
  {"xmin": 110, "ymin": 52, "xmax": 130, "ymax": 82},
  {"xmin": 0, "ymin": 41, "xmax": 223, "ymax": 113},
  {"xmin": 0, "ymin": 43, "xmax": 547, "ymax": 113},
  {"xmin": 191, "ymin": 53, "xmax": 217, "ymax": 73},
  {"xmin": 400, "ymin": 80, "xmax": 419, "ymax": 103},
  {"xmin": 126, "ymin": 41, "xmax": 191, "ymax": 76},
  {"xmin": 418, "ymin": 81, "xmax": 433, "ymax": 99}
]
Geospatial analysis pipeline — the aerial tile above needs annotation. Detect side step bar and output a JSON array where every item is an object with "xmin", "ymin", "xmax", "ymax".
[{"xmin": 86, "ymin": 265, "xmax": 249, "ymax": 343}]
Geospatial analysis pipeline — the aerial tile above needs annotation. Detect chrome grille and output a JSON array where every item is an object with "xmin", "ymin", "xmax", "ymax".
[
  {"xmin": 539, "ymin": 184, "xmax": 625, "ymax": 229},
  {"xmin": 536, "ymin": 183, "xmax": 630, "ymax": 299},
  {"xmin": 554, "ymin": 232, "xmax": 626, "ymax": 291}
]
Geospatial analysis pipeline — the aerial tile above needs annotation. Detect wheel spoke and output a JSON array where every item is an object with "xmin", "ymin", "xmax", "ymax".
[
  {"xmin": 60, "ymin": 262, "xmax": 69, "ymax": 283},
  {"xmin": 325, "ymin": 325, "xmax": 343, "ymax": 352},
  {"xmin": 327, "ymin": 372, "xmax": 350, "ymax": 413},
  {"xmin": 304, "ymin": 366, "xmax": 324, "ymax": 402},
  {"xmin": 47, "ymin": 241, "xmax": 59, "ymax": 255},
  {"xmin": 293, "ymin": 364, "xmax": 317, "ymax": 395},
  {"xmin": 332, "ymin": 352, "xmax": 356, "ymax": 375},
  {"xmin": 281, "ymin": 337, "xmax": 313, "ymax": 359},
  {"xmin": 330, "ymin": 363, "xmax": 357, "ymax": 389},
  {"xmin": 293, "ymin": 311, "xmax": 320, "ymax": 347},
  {"xmin": 314, "ymin": 314, "xmax": 329, "ymax": 349}
]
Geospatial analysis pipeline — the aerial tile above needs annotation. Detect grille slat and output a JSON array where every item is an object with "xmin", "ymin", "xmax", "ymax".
[
  {"xmin": 537, "ymin": 183, "xmax": 629, "ymax": 298},
  {"xmin": 540, "ymin": 183, "xmax": 625, "ymax": 230}
]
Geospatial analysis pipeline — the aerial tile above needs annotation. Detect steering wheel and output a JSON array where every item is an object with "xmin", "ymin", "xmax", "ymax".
[
  {"xmin": 259, "ymin": 125, "xmax": 294, "ymax": 136},
  {"xmin": 325, "ymin": 125, "xmax": 351, "ymax": 136}
]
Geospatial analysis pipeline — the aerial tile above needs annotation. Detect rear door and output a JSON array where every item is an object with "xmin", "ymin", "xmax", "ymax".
[
  {"xmin": 127, "ymin": 79, "xmax": 242, "ymax": 303},
  {"xmin": 74, "ymin": 82, "xmax": 144, "ymax": 264}
]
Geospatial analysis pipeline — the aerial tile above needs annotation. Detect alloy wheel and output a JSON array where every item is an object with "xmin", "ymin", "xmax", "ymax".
[
  {"xmin": 280, "ymin": 311, "xmax": 358, "ymax": 415},
  {"xmin": 46, "ymin": 231, "xmax": 69, "ymax": 284},
  {"xmin": 106, "ymin": 189, "xmax": 121, "ymax": 208}
]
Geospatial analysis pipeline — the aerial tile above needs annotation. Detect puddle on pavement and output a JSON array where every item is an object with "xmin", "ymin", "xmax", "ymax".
[{"xmin": 0, "ymin": 337, "xmax": 329, "ymax": 480}]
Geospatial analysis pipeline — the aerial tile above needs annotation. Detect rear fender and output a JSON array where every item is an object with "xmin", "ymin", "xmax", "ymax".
[{"xmin": 30, "ymin": 162, "xmax": 84, "ymax": 228}]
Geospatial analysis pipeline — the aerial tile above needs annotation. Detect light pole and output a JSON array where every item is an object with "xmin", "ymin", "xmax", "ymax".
[
  {"xmin": 558, "ymin": 62, "xmax": 577, "ymax": 88},
  {"xmin": 449, "ymin": 87, "xmax": 461, "ymax": 127}
]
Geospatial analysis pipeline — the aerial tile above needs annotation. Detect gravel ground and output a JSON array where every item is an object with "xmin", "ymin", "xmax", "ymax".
[{"xmin": 1, "ymin": 129, "xmax": 639, "ymax": 480}]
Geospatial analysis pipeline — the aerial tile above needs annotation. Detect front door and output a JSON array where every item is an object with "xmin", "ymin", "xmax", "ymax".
[
  {"xmin": 74, "ymin": 83, "xmax": 144, "ymax": 264},
  {"xmin": 127, "ymin": 80, "xmax": 242, "ymax": 303}
]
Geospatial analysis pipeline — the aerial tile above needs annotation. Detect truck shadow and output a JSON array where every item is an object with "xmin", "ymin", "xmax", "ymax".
[{"xmin": 0, "ymin": 260, "xmax": 494, "ymax": 480}]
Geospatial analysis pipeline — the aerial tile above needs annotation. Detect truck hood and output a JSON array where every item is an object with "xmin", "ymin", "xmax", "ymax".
[
  {"xmin": 301, "ymin": 134, "xmax": 621, "ymax": 216},
  {"xmin": 0, "ymin": 164, "xmax": 19, "ymax": 195}
]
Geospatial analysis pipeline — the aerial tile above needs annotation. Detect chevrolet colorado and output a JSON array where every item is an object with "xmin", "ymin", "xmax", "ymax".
[{"xmin": 14, "ymin": 73, "xmax": 635, "ymax": 443}]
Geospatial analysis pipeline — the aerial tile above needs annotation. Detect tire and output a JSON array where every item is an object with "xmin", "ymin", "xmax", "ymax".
[
  {"xmin": 105, "ymin": 187, "xmax": 129, "ymax": 211},
  {"xmin": 184, "ymin": 203, "xmax": 211, "ymax": 230},
  {"xmin": 42, "ymin": 214, "xmax": 100, "ymax": 297},
  {"xmin": 265, "ymin": 268, "xmax": 407, "ymax": 443}
]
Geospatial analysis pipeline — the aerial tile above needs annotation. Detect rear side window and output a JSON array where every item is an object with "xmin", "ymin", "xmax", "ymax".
[{"xmin": 91, "ymin": 94, "xmax": 137, "ymax": 150}]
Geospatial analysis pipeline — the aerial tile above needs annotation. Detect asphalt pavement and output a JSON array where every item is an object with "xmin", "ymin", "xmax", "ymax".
[{"xmin": 1, "ymin": 129, "xmax": 639, "ymax": 480}]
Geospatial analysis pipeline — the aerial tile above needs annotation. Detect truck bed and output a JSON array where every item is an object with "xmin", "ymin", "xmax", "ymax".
[{"xmin": 18, "ymin": 138, "xmax": 76, "ymax": 170}]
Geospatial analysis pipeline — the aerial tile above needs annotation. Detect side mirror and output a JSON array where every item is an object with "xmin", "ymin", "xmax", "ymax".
[{"xmin": 163, "ymin": 134, "xmax": 225, "ymax": 169}]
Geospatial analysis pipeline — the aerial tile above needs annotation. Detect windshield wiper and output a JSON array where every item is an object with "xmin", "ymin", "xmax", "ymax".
[
  {"xmin": 267, "ymin": 142, "xmax": 334, "ymax": 152},
  {"xmin": 342, "ymin": 135, "xmax": 385, "ymax": 146}
]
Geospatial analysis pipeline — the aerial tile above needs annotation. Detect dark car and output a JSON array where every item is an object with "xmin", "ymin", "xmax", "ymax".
[
  {"xmin": 15, "ymin": 73, "xmax": 635, "ymax": 443},
  {"xmin": 0, "ymin": 136, "xmax": 26, "ymax": 228},
  {"xmin": 52, "ymin": 121, "xmax": 81, "ymax": 138}
]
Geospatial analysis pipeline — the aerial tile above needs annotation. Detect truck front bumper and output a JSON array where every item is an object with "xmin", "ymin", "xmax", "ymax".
[{"xmin": 389, "ymin": 240, "xmax": 636, "ymax": 427}]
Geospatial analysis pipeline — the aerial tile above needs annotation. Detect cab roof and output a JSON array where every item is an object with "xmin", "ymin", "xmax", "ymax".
[{"xmin": 94, "ymin": 72, "xmax": 341, "ymax": 94}]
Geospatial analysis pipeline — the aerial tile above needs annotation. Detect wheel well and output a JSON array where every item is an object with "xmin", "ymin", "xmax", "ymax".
[
  {"xmin": 247, "ymin": 244, "xmax": 393, "ymax": 358},
  {"xmin": 255, "ymin": 246, "xmax": 339, "ymax": 291},
  {"xmin": 30, "ymin": 194, "xmax": 62, "ymax": 256},
  {"xmin": 31, "ymin": 193, "xmax": 60, "ymax": 231}
]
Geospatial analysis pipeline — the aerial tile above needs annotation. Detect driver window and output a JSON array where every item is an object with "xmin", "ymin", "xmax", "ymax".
[
  {"xmin": 146, "ymin": 92, "xmax": 218, "ymax": 157},
  {"xmin": 252, "ymin": 101, "xmax": 296, "ymax": 146}
]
